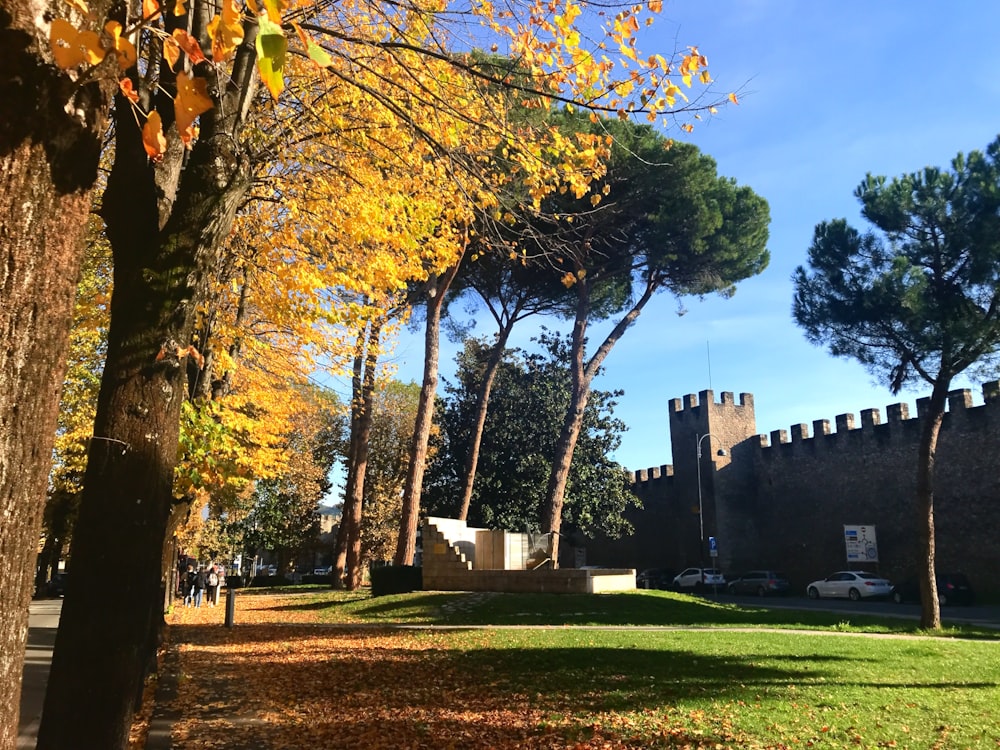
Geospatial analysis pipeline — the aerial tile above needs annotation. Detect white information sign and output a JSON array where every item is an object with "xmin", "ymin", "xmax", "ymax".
[{"xmin": 843, "ymin": 524, "xmax": 878, "ymax": 562}]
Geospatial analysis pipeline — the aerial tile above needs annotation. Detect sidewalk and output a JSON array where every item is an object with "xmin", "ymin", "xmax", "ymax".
[{"xmin": 17, "ymin": 599, "xmax": 60, "ymax": 749}]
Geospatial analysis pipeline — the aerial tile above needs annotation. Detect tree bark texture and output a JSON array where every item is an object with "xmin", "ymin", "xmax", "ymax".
[
  {"xmin": 541, "ymin": 279, "xmax": 592, "ymax": 567},
  {"xmin": 333, "ymin": 331, "xmax": 368, "ymax": 587},
  {"xmin": 346, "ymin": 319, "xmax": 382, "ymax": 589},
  {"xmin": 457, "ymin": 326, "xmax": 514, "ymax": 521},
  {"xmin": 394, "ymin": 261, "xmax": 462, "ymax": 566},
  {"xmin": 916, "ymin": 381, "xmax": 947, "ymax": 629},
  {"xmin": 0, "ymin": 2, "xmax": 114, "ymax": 746},
  {"xmin": 37, "ymin": 45, "xmax": 255, "ymax": 748}
]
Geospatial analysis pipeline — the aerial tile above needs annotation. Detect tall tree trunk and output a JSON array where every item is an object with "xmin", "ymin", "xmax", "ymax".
[
  {"xmin": 0, "ymin": 2, "xmax": 114, "ymax": 746},
  {"xmin": 541, "ymin": 278, "xmax": 593, "ymax": 567},
  {"xmin": 542, "ymin": 271, "xmax": 657, "ymax": 566},
  {"xmin": 916, "ymin": 380, "xmax": 947, "ymax": 629},
  {"xmin": 393, "ymin": 252, "xmax": 464, "ymax": 566},
  {"xmin": 456, "ymin": 325, "xmax": 514, "ymax": 521},
  {"xmin": 35, "ymin": 491, "xmax": 76, "ymax": 592},
  {"xmin": 346, "ymin": 319, "xmax": 382, "ymax": 589},
  {"xmin": 333, "ymin": 329, "xmax": 368, "ymax": 588},
  {"xmin": 37, "ymin": 36, "xmax": 257, "ymax": 747}
]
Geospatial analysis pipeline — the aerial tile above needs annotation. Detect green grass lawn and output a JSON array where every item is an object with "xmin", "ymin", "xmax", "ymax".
[
  {"xmin": 231, "ymin": 588, "xmax": 1000, "ymax": 747},
  {"xmin": 273, "ymin": 586, "xmax": 999, "ymax": 637}
]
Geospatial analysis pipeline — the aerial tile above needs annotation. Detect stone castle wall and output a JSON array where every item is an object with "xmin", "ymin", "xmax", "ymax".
[{"xmin": 587, "ymin": 383, "xmax": 1000, "ymax": 597}]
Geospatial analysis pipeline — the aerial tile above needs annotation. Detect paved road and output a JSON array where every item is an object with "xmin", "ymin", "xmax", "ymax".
[
  {"xmin": 18, "ymin": 598, "xmax": 61, "ymax": 749},
  {"xmin": 714, "ymin": 592, "xmax": 1000, "ymax": 627}
]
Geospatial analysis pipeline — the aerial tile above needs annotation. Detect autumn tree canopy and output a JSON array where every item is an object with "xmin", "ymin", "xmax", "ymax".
[{"xmin": 5, "ymin": 0, "xmax": 734, "ymax": 744}]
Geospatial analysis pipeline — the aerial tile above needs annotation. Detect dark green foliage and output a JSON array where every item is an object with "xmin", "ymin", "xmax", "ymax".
[
  {"xmin": 370, "ymin": 565, "xmax": 423, "ymax": 596},
  {"xmin": 541, "ymin": 117, "xmax": 771, "ymax": 300},
  {"xmin": 792, "ymin": 135, "xmax": 1000, "ymax": 629},
  {"xmin": 424, "ymin": 331, "xmax": 639, "ymax": 536},
  {"xmin": 793, "ymin": 135, "xmax": 1000, "ymax": 391}
]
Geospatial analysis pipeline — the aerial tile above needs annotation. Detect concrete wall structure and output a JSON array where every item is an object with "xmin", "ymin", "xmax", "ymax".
[
  {"xmin": 587, "ymin": 383, "xmax": 1000, "ymax": 598},
  {"xmin": 422, "ymin": 518, "xmax": 636, "ymax": 593}
]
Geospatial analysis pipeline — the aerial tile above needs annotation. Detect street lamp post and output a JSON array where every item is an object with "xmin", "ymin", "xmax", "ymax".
[{"xmin": 696, "ymin": 433, "xmax": 726, "ymax": 591}]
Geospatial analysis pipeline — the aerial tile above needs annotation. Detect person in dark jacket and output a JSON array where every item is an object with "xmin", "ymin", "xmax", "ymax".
[
  {"xmin": 193, "ymin": 566, "xmax": 208, "ymax": 608},
  {"xmin": 183, "ymin": 565, "xmax": 197, "ymax": 607}
]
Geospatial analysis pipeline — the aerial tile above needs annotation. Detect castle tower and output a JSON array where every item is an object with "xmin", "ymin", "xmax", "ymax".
[{"xmin": 667, "ymin": 390, "xmax": 757, "ymax": 569}]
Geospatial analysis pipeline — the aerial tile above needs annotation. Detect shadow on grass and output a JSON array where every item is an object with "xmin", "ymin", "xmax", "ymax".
[
  {"xmin": 215, "ymin": 588, "xmax": 1000, "ymax": 641},
  {"xmin": 167, "ymin": 624, "xmax": 999, "ymax": 749},
  {"xmin": 265, "ymin": 591, "xmax": 466, "ymax": 618}
]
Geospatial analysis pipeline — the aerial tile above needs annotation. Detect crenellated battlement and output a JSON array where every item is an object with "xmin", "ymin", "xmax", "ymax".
[
  {"xmin": 633, "ymin": 464, "xmax": 673, "ymax": 484},
  {"xmin": 632, "ymin": 380, "xmax": 1000, "ymax": 482},
  {"xmin": 668, "ymin": 390, "xmax": 754, "ymax": 416},
  {"xmin": 756, "ymin": 382, "xmax": 997, "ymax": 450}
]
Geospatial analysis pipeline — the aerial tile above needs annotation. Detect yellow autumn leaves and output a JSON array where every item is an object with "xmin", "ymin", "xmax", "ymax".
[
  {"xmin": 49, "ymin": 0, "xmax": 273, "ymax": 161},
  {"xmin": 50, "ymin": 18, "xmax": 136, "ymax": 70}
]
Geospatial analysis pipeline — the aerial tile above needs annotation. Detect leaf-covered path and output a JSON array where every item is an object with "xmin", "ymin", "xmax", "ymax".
[{"xmin": 152, "ymin": 593, "xmax": 733, "ymax": 749}]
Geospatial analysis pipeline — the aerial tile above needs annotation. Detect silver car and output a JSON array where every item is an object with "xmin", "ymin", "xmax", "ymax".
[
  {"xmin": 673, "ymin": 567, "xmax": 725, "ymax": 591},
  {"xmin": 806, "ymin": 571, "xmax": 893, "ymax": 601}
]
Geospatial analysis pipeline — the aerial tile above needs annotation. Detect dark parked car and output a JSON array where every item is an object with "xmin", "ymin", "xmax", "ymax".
[
  {"xmin": 892, "ymin": 572, "xmax": 975, "ymax": 606},
  {"xmin": 635, "ymin": 568, "xmax": 675, "ymax": 590},
  {"xmin": 41, "ymin": 573, "xmax": 68, "ymax": 597},
  {"xmin": 726, "ymin": 570, "xmax": 790, "ymax": 596}
]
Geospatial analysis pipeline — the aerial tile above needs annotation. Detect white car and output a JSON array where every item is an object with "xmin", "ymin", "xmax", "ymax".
[
  {"xmin": 806, "ymin": 571, "xmax": 893, "ymax": 601},
  {"xmin": 672, "ymin": 567, "xmax": 725, "ymax": 591}
]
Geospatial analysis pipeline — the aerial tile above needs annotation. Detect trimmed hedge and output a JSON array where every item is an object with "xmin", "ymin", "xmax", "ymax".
[
  {"xmin": 370, "ymin": 565, "xmax": 422, "ymax": 597},
  {"xmin": 299, "ymin": 573, "xmax": 333, "ymax": 585}
]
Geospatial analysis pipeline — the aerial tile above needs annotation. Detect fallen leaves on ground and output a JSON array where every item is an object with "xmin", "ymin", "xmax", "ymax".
[{"xmin": 159, "ymin": 592, "xmax": 739, "ymax": 749}]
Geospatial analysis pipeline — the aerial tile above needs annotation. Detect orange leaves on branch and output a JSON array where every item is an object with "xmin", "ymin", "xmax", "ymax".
[
  {"xmin": 166, "ymin": 29, "xmax": 207, "ymax": 69},
  {"xmin": 50, "ymin": 18, "xmax": 87, "ymax": 68},
  {"xmin": 142, "ymin": 110, "xmax": 167, "ymax": 162},
  {"xmin": 48, "ymin": 20, "xmax": 102, "ymax": 68},
  {"xmin": 119, "ymin": 78, "xmax": 139, "ymax": 103},
  {"xmin": 155, "ymin": 343, "xmax": 206, "ymax": 367},
  {"xmin": 260, "ymin": 0, "xmax": 287, "ymax": 24},
  {"xmin": 50, "ymin": 16, "xmax": 136, "ymax": 70},
  {"xmin": 292, "ymin": 22, "xmax": 332, "ymax": 69},
  {"xmin": 207, "ymin": 0, "xmax": 244, "ymax": 62},
  {"xmin": 104, "ymin": 21, "xmax": 137, "ymax": 69},
  {"xmin": 175, "ymin": 72, "xmax": 213, "ymax": 147}
]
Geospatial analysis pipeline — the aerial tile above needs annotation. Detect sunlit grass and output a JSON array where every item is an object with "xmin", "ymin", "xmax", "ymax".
[
  {"xmin": 279, "ymin": 587, "xmax": 1000, "ymax": 639},
  {"xmin": 170, "ymin": 589, "xmax": 1000, "ymax": 748}
]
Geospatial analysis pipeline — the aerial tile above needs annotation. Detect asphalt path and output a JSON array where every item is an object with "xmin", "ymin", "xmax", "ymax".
[{"xmin": 19, "ymin": 598, "xmax": 61, "ymax": 749}]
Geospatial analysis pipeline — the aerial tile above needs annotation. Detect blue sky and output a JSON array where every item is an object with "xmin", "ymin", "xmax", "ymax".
[{"xmin": 380, "ymin": 1, "xmax": 1000, "ymax": 474}]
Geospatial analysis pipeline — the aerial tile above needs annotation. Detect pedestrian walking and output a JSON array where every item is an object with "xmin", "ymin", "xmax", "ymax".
[
  {"xmin": 183, "ymin": 564, "xmax": 196, "ymax": 607},
  {"xmin": 206, "ymin": 564, "xmax": 220, "ymax": 607},
  {"xmin": 194, "ymin": 566, "xmax": 207, "ymax": 608}
]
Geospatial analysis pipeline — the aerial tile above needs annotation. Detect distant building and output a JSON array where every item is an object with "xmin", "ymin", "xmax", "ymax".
[
  {"xmin": 586, "ymin": 383, "xmax": 1000, "ymax": 598},
  {"xmin": 318, "ymin": 504, "xmax": 341, "ymax": 536}
]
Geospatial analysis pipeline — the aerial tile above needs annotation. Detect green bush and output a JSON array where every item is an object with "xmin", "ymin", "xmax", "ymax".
[{"xmin": 370, "ymin": 565, "xmax": 422, "ymax": 597}]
